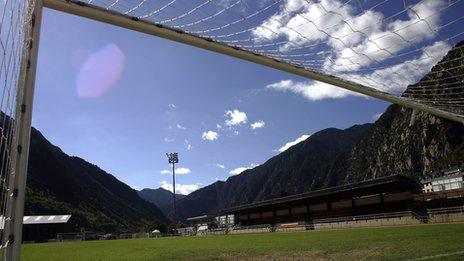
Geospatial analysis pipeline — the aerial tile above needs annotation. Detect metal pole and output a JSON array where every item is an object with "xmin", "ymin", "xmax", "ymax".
[
  {"xmin": 43, "ymin": 0, "xmax": 464, "ymax": 124},
  {"xmin": 172, "ymin": 161, "xmax": 176, "ymax": 227},
  {"xmin": 3, "ymin": 0, "xmax": 43, "ymax": 260}
]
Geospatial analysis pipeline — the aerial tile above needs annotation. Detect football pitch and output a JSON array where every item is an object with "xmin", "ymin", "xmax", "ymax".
[{"xmin": 22, "ymin": 223, "xmax": 464, "ymax": 260}]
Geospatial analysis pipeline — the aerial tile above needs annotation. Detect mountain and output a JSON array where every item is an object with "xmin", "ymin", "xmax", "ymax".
[
  {"xmin": 171, "ymin": 42, "xmax": 464, "ymax": 221},
  {"xmin": 171, "ymin": 124, "xmax": 372, "ymax": 220},
  {"xmin": 325, "ymin": 41, "xmax": 464, "ymax": 185},
  {"xmin": 138, "ymin": 188, "xmax": 186, "ymax": 209},
  {"xmin": 22, "ymin": 125, "xmax": 168, "ymax": 232}
]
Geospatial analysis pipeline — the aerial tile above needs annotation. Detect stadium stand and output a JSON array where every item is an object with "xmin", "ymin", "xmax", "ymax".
[
  {"xmin": 222, "ymin": 175, "xmax": 419, "ymax": 227},
  {"xmin": 187, "ymin": 171, "xmax": 464, "ymax": 236},
  {"xmin": 427, "ymin": 206, "xmax": 464, "ymax": 224}
]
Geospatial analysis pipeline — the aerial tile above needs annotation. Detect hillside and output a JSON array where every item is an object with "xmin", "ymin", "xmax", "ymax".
[
  {"xmin": 171, "ymin": 124, "xmax": 372, "ymax": 220},
  {"xmin": 23, "ymin": 126, "xmax": 168, "ymax": 232},
  {"xmin": 171, "ymin": 42, "xmax": 464, "ymax": 221},
  {"xmin": 138, "ymin": 188, "xmax": 186, "ymax": 209}
]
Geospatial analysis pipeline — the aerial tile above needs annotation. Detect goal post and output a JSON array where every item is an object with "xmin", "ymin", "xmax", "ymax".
[
  {"xmin": 43, "ymin": 0, "xmax": 464, "ymax": 124},
  {"xmin": 2, "ymin": 0, "xmax": 43, "ymax": 260},
  {"xmin": 0, "ymin": 0, "xmax": 463, "ymax": 259}
]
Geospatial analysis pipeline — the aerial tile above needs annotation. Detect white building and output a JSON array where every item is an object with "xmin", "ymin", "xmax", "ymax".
[{"xmin": 421, "ymin": 167, "xmax": 464, "ymax": 193}]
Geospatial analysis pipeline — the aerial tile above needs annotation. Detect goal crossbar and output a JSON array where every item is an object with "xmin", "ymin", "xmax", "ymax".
[{"xmin": 44, "ymin": 0, "xmax": 464, "ymax": 125}]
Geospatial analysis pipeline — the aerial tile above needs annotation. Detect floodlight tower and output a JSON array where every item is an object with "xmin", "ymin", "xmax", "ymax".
[{"xmin": 166, "ymin": 152, "xmax": 179, "ymax": 227}]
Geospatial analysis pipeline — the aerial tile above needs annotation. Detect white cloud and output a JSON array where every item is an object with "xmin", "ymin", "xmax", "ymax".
[
  {"xmin": 160, "ymin": 167, "xmax": 191, "ymax": 175},
  {"xmin": 229, "ymin": 163, "xmax": 259, "ymax": 175},
  {"xmin": 168, "ymin": 104, "xmax": 176, "ymax": 108},
  {"xmin": 233, "ymin": 130, "xmax": 239, "ymax": 136},
  {"xmin": 176, "ymin": 124, "xmax": 186, "ymax": 130},
  {"xmin": 159, "ymin": 181, "xmax": 199, "ymax": 195},
  {"xmin": 176, "ymin": 167, "xmax": 191, "ymax": 175},
  {"xmin": 250, "ymin": 120, "xmax": 266, "ymax": 130},
  {"xmin": 225, "ymin": 109, "xmax": 248, "ymax": 126},
  {"xmin": 276, "ymin": 134, "xmax": 310, "ymax": 153},
  {"xmin": 266, "ymin": 41, "xmax": 450, "ymax": 100},
  {"xmin": 266, "ymin": 79, "xmax": 361, "ymax": 101},
  {"xmin": 215, "ymin": 163, "xmax": 225, "ymax": 169},
  {"xmin": 229, "ymin": 167, "xmax": 250, "ymax": 175},
  {"xmin": 202, "ymin": 130, "xmax": 219, "ymax": 141},
  {"xmin": 345, "ymin": 41, "xmax": 451, "ymax": 93},
  {"xmin": 372, "ymin": 112, "xmax": 383, "ymax": 120},
  {"xmin": 216, "ymin": 124, "xmax": 222, "ymax": 129},
  {"xmin": 184, "ymin": 139, "xmax": 193, "ymax": 150},
  {"xmin": 252, "ymin": 0, "xmax": 446, "ymax": 75},
  {"xmin": 164, "ymin": 137, "xmax": 175, "ymax": 142}
]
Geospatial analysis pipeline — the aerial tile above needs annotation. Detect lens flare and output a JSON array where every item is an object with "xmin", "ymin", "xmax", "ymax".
[{"xmin": 76, "ymin": 44, "xmax": 125, "ymax": 98}]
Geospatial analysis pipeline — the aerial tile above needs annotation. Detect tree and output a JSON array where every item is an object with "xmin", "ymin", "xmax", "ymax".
[{"xmin": 144, "ymin": 219, "xmax": 167, "ymax": 234}]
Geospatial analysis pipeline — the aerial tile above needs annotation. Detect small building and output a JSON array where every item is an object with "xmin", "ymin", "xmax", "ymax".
[
  {"xmin": 176, "ymin": 227, "xmax": 195, "ymax": 236},
  {"xmin": 421, "ymin": 167, "xmax": 464, "ymax": 193},
  {"xmin": 151, "ymin": 229, "xmax": 161, "ymax": 237},
  {"xmin": 22, "ymin": 215, "xmax": 72, "ymax": 242},
  {"xmin": 216, "ymin": 214, "xmax": 235, "ymax": 227},
  {"xmin": 186, "ymin": 215, "xmax": 217, "ymax": 235}
]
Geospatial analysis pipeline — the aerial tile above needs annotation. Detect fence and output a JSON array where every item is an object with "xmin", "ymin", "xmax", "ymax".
[
  {"xmin": 200, "ymin": 208, "xmax": 464, "ymax": 236},
  {"xmin": 313, "ymin": 211, "xmax": 422, "ymax": 230},
  {"xmin": 428, "ymin": 206, "xmax": 464, "ymax": 224}
]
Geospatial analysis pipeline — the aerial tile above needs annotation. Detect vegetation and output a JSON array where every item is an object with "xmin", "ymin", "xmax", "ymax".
[
  {"xmin": 22, "ymin": 223, "xmax": 464, "ymax": 260},
  {"xmin": 23, "ymin": 126, "xmax": 168, "ymax": 232}
]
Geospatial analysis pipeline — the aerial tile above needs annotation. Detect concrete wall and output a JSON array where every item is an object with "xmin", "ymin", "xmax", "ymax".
[
  {"xmin": 314, "ymin": 216, "xmax": 421, "ymax": 230},
  {"xmin": 428, "ymin": 212, "xmax": 464, "ymax": 223}
]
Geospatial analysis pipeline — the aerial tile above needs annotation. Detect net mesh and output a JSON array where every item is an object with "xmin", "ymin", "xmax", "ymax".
[
  {"xmin": 0, "ymin": 0, "xmax": 32, "ymax": 246},
  {"xmin": 75, "ymin": 0, "xmax": 464, "ymax": 117}
]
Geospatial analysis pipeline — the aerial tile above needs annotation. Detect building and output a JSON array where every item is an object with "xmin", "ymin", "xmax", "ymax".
[
  {"xmin": 216, "ymin": 214, "xmax": 234, "ymax": 227},
  {"xmin": 421, "ymin": 166, "xmax": 464, "ymax": 193},
  {"xmin": 221, "ymin": 175, "xmax": 419, "ymax": 226},
  {"xmin": 22, "ymin": 215, "xmax": 73, "ymax": 242},
  {"xmin": 185, "ymin": 215, "xmax": 221, "ymax": 235}
]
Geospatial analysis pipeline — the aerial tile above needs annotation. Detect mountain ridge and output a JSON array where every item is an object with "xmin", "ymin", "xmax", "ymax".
[
  {"xmin": 170, "ymin": 123, "xmax": 372, "ymax": 220},
  {"xmin": 168, "ymin": 42, "xmax": 464, "ymax": 221},
  {"xmin": 138, "ymin": 187, "xmax": 186, "ymax": 210},
  {"xmin": 23, "ymin": 125, "xmax": 169, "ymax": 232}
]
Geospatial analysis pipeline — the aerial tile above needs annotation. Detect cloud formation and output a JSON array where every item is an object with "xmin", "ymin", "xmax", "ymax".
[
  {"xmin": 164, "ymin": 137, "xmax": 175, "ymax": 142},
  {"xmin": 160, "ymin": 167, "xmax": 191, "ymax": 175},
  {"xmin": 252, "ymin": 0, "xmax": 445, "ymax": 73},
  {"xmin": 216, "ymin": 163, "xmax": 225, "ymax": 169},
  {"xmin": 277, "ymin": 134, "xmax": 310, "ymax": 152},
  {"xmin": 159, "ymin": 181, "xmax": 199, "ymax": 195},
  {"xmin": 202, "ymin": 130, "xmax": 219, "ymax": 141},
  {"xmin": 184, "ymin": 139, "xmax": 193, "ymax": 150},
  {"xmin": 229, "ymin": 163, "xmax": 259, "ymax": 175},
  {"xmin": 266, "ymin": 41, "xmax": 450, "ymax": 100},
  {"xmin": 372, "ymin": 112, "xmax": 383, "ymax": 120},
  {"xmin": 267, "ymin": 79, "xmax": 360, "ymax": 101},
  {"xmin": 225, "ymin": 109, "xmax": 248, "ymax": 126},
  {"xmin": 251, "ymin": 120, "xmax": 266, "ymax": 130}
]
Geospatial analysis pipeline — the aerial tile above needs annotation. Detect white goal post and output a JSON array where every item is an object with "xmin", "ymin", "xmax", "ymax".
[
  {"xmin": 43, "ymin": 0, "xmax": 464, "ymax": 124},
  {"xmin": 1, "ymin": 0, "xmax": 43, "ymax": 260}
]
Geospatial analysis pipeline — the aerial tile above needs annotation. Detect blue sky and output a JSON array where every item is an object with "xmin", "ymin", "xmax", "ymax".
[{"xmin": 32, "ymin": 0, "xmax": 461, "ymax": 194}]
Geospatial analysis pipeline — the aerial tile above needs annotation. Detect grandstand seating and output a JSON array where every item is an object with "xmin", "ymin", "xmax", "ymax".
[{"xmin": 427, "ymin": 206, "xmax": 464, "ymax": 224}]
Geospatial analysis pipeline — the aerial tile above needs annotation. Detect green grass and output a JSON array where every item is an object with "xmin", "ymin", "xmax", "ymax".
[{"xmin": 22, "ymin": 223, "xmax": 464, "ymax": 260}]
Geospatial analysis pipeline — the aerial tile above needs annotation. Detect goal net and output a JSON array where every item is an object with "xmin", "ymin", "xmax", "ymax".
[
  {"xmin": 0, "ymin": 0, "xmax": 34, "ymax": 242},
  {"xmin": 0, "ymin": 0, "xmax": 464, "ymax": 257},
  {"xmin": 44, "ymin": 0, "xmax": 464, "ymax": 122}
]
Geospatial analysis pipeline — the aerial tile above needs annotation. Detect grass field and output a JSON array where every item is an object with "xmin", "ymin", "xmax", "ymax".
[{"xmin": 22, "ymin": 223, "xmax": 464, "ymax": 260}]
